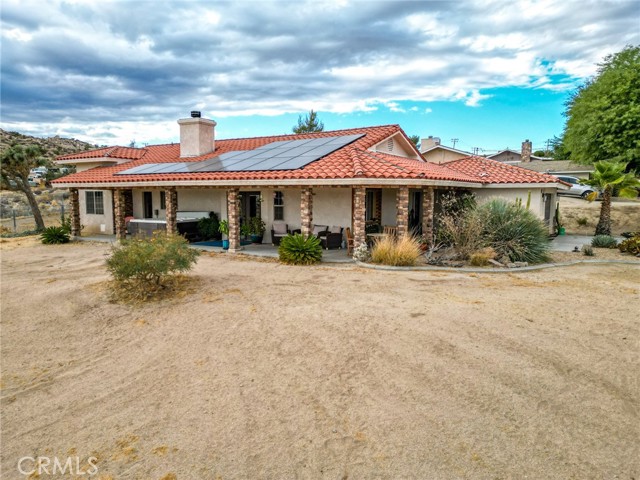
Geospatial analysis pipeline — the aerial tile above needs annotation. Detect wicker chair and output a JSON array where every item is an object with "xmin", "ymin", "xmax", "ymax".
[
  {"xmin": 271, "ymin": 222, "xmax": 289, "ymax": 245},
  {"xmin": 320, "ymin": 226, "xmax": 343, "ymax": 250}
]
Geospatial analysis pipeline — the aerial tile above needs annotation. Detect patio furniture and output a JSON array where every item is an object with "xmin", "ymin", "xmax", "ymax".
[
  {"xmin": 345, "ymin": 227, "xmax": 354, "ymax": 255},
  {"xmin": 320, "ymin": 225, "xmax": 343, "ymax": 250},
  {"xmin": 271, "ymin": 222, "xmax": 289, "ymax": 246},
  {"xmin": 311, "ymin": 224, "xmax": 329, "ymax": 238},
  {"xmin": 383, "ymin": 225, "xmax": 397, "ymax": 237}
]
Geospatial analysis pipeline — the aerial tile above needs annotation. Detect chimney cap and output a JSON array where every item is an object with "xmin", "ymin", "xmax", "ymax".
[{"xmin": 190, "ymin": 111, "xmax": 201, "ymax": 118}]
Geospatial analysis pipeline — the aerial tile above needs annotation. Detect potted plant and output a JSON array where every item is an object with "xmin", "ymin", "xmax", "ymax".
[
  {"xmin": 240, "ymin": 223, "xmax": 251, "ymax": 240},
  {"xmin": 249, "ymin": 217, "xmax": 266, "ymax": 244},
  {"xmin": 218, "ymin": 219, "xmax": 229, "ymax": 249},
  {"xmin": 555, "ymin": 202, "xmax": 565, "ymax": 235}
]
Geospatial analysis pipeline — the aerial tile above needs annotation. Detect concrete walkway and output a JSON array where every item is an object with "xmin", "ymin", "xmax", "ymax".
[
  {"xmin": 78, "ymin": 235, "xmax": 354, "ymax": 263},
  {"xmin": 550, "ymin": 234, "xmax": 624, "ymax": 252}
]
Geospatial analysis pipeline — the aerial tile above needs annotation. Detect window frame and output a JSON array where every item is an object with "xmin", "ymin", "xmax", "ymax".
[
  {"xmin": 273, "ymin": 191, "xmax": 284, "ymax": 221},
  {"xmin": 85, "ymin": 191, "xmax": 104, "ymax": 215}
]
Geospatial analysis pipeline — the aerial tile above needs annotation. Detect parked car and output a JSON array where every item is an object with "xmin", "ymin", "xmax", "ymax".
[{"xmin": 555, "ymin": 175, "xmax": 598, "ymax": 199}]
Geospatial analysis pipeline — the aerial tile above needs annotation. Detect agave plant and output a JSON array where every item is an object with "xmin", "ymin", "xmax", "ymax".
[{"xmin": 278, "ymin": 233, "xmax": 322, "ymax": 265}]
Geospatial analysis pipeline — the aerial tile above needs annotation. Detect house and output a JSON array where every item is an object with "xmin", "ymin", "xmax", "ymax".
[
  {"xmin": 509, "ymin": 160, "xmax": 594, "ymax": 180},
  {"xmin": 486, "ymin": 140, "xmax": 549, "ymax": 163},
  {"xmin": 53, "ymin": 113, "xmax": 566, "ymax": 251},
  {"xmin": 419, "ymin": 136, "xmax": 472, "ymax": 164}
]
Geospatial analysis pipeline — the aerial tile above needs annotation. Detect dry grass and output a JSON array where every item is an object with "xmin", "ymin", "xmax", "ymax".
[{"xmin": 370, "ymin": 234, "xmax": 422, "ymax": 266}]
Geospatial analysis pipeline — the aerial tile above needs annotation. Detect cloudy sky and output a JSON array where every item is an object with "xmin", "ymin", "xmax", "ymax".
[{"xmin": 1, "ymin": 0, "xmax": 638, "ymax": 154}]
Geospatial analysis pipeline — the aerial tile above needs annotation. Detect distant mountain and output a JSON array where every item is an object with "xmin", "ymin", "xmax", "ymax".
[{"xmin": 0, "ymin": 129, "xmax": 99, "ymax": 164}]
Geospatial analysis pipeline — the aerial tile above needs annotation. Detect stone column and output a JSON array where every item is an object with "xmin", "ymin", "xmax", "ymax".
[
  {"xmin": 165, "ymin": 188, "xmax": 178, "ymax": 235},
  {"xmin": 422, "ymin": 187, "xmax": 435, "ymax": 247},
  {"xmin": 396, "ymin": 187, "xmax": 409, "ymax": 236},
  {"xmin": 113, "ymin": 189, "xmax": 127, "ymax": 241},
  {"xmin": 301, "ymin": 188, "xmax": 313, "ymax": 236},
  {"xmin": 352, "ymin": 187, "xmax": 366, "ymax": 247},
  {"xmin": 70, "ymin": 188, "xmax": 81, "ymax": 238},
  {"xmin": 227, "ymin": 188, "xmax": 241, "ymax": 252}
]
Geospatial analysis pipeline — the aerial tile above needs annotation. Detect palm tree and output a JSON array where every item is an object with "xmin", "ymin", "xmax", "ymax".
[
  {"xmin": 582, "ymin": 161, "xmax": 640, "ymax": 236},
  {"xmin": 0, "ymin": 145, "xmax": 47, "ymax": 230}
]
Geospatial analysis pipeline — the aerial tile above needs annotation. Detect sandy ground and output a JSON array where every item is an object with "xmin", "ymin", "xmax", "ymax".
[
  {"xmin": 560, "ymin": 196, "xmax": 640, "ymax": 235},
  {"xmin": 1, "ymin": 241, "xmax": 639, "ymax": 479}
]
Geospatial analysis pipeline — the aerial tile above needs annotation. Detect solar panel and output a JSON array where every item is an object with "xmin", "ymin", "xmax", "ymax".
[{"xmin": 116, "ymin": 133, "xmax": 363, "ymax": 175}]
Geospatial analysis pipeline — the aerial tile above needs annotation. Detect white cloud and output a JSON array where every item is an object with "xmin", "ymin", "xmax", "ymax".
[{"xmin": 0, "ymin": 0, "xmax": 638, "ymax": 142}]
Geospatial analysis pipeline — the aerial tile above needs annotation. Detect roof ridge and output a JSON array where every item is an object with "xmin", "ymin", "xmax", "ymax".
[{"xmin": 218, "ymin": 124, "xmax": 400, "ymax": 142}]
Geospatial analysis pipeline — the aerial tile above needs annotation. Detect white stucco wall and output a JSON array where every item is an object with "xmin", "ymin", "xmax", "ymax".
[
  {"xmin": 372, "ymin": 133, "xmax": 418, "ymax": 159},
  {"xmin": 177, "ymin": 189, "xmax": 226, "ymax": 218},
  {"xmin": 312, "ymin": 188, "xmax": 352, "ymax": 229},
  {"xmin": 473, "ymin": 186, "xmax": 557, "ymax": 232},
  {"xmin": 79, "ymin": 189, "xmax": 113, "ymax": 235}
]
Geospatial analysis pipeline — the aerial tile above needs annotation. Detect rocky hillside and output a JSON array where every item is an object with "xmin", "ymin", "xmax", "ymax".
[{"xmin": 0, "ymin": 129, "xmax": 98, "ymax": 164}]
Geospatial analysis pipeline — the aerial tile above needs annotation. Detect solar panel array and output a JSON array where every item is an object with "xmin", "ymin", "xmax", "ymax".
[{"xmin": 117, "ymin": 133, "xmax": 364, "ymax": 175}]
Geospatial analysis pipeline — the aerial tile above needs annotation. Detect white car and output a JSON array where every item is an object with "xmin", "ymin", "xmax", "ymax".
[{"xmin": 556, "ymin": 176, "xmax": 597, "ymax": 199}]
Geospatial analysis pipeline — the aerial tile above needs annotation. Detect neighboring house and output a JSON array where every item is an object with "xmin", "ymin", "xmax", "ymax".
[
  {"xmin": 515, "ymin": 160, "xmax": 594, "ymax": 180},
  {"xmin": 419, "ymin": 136, "xmax": 471, "ymax": 164},
  {"xmin": 53, "ymin": 113, "xmax": 566, "ymax": 250},
  {"xmin": 487, "ymin": 149, "xmax": 549, "ymax": 163}
]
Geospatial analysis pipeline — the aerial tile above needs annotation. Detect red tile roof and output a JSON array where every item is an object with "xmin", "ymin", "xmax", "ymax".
[
  {"xmin": 52, "ymin": 126, "xmax": 561, "ymax": 187},
  {"xmin": 443, "ymin": 156, "xmax": 561, "ymax": 184},
  {"xmin": 58, "ymin": 146, "xmax": 148, "ymax": 160}
]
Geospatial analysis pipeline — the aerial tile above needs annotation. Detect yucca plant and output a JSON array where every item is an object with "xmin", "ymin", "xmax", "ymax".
[
  {"xmin": 474, "ymin": 199, "xmax": 550, "ymax": 264},
  {"xmin": 40, "ymin": 226, "xmax": 70, "ymax": 244},
  {"xmin": 278, "ymin": 233, "xmax": 322, "ymax": 265}
]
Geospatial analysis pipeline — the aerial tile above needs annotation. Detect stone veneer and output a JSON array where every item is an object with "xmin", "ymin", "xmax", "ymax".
[
  {"xmin": 113, "ymin": 189, "xmax": 127, "ymax": 241},
  {"xmin": 352, "ymin": 187, "xmax": 366, "ymax": 246},
  {"xmin": 396, "ymin": 187, "xmax": 409, "ymax": 235},
  {"xmin": 300, "ymin": 188, "xmax": 313, "ymax": 236},
  {"xmin": 421, "ymin": 187, "xmax": 435, "ymax": 247},
  {"xmin": 227, "ymin": 188, "xmax": 241, "ymax": 251},
  {"xmin": 165, "ymin": 188, "xmax": 178, "ymax": 235},
  {"xmin": 70, "ymin": 188, "xmax": 81, "ymax": 238}
]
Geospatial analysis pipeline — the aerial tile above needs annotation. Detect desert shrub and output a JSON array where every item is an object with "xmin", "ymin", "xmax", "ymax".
[
  {"xmin": 435, "ymin": 192, "xmax": 482, "ymax": 259},
  {"xmin": 106, "ymin": 233, "xmax": 200, "ymax": 296},
  {"xmin": 40, "ymin": 226, "xmax": 70, "ymax": 244},
  {"xmin": 370, "ymin": 234, "xmax": 421, "ymax": 266},
  {"xmin": 618, "ymin": 235, "xmax": 640, "ymax": 255},
  {"xmin": 576, "ymin": 216, "xmax": 589, "ymax": 226},
  {"xmin": 474, "ymin": 199, "xmax": 550, "ymax": 264},
  {"xmin": 582, "ymin": 245, "xmax": 595, "ymax": 256},
  {"xmin": 591, "ymin": 235, "xmax": 618, "ymax": 248},
  {"xmin": 278, "ymin": 233, "xmax": 322, "ymax": 265},
  {"xmin": 352, "ymin": 243, "xmax": 370, "ymax": 262},
  {"xmin": 469, "ymin": 247, "xmax": 497, "ymax": 266},
  {"xmin": 197, "ymin": 212, "xmax": 220, "ymax": 240}
]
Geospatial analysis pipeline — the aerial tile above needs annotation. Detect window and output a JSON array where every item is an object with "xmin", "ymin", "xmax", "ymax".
[
  {"xmin": 365, "ymin": 190, "xmax": 375, "ymax": 221},
  {"xmin": 160, "ymin": 191, "xmax": 166, "ymax": 210},
  {"xmin": 85, "ymin": 191, "xmax": 104, "ymax": 215},
  {"xmin": 273, "ymin": 191, "xmax": 284, "ymax": 221}
]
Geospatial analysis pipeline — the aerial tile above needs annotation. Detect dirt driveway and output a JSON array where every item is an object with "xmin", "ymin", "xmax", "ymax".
[{"xmin": 1, "ymin": 241, "xmax": 639, "ymax": 479}]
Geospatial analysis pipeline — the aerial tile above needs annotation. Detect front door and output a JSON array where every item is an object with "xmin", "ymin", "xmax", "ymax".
[
  {"xmin": 143, "ymin": 191, "xmax": 153, "ymax": 219},
  {"xmin": 543, "ymin": 193, "xmax": 553, "ymax": 225}
]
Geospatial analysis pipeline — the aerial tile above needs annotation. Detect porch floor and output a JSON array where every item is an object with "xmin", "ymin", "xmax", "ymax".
[{"xmin": 78, "ymin": 235, "xmax": 354, "ymax": 263}]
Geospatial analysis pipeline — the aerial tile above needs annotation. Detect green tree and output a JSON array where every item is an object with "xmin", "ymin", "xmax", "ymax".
[
  {"xmin": 0, "ymin": 145, "xmax": 47, "ymax": 230},
  {"xmin": 582, "ymin": 160, "xmax": 640, "ymax": 235},
  {"xmin": 293, "ymin": 110, "xmax": 324, "ymax": 133},
  {"xmin": 563, "ymin": 45, "xmax": 640, "ymax": 169},
  {"xmin": 409, "ymin": 135, "xmax": 420, "ymax": 149}
]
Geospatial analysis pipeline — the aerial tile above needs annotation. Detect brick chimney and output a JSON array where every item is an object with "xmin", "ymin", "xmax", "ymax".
[
  {"xmin": 521, "ymin": 139, "xmax": 532, "ymax": 163},
  {"xmin": 420, "ymin": 136, "xmax": 441, "ymax": 153},
  {"xmin": 178, "ymin": 111, "xmax": 216, "ymax": 157}
]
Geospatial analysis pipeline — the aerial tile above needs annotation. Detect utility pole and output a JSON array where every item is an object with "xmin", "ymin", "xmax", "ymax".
[
  {"xmin": 545, "ymin": 139, "xmax": 551, "ymax": 155},
  {"xmin": 451, "ymin": 138, "xmax": 459, "ymax": 149},
  {"xmin": 472, "ymin": 147, "xmax": 479, "ymax": 155}
]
